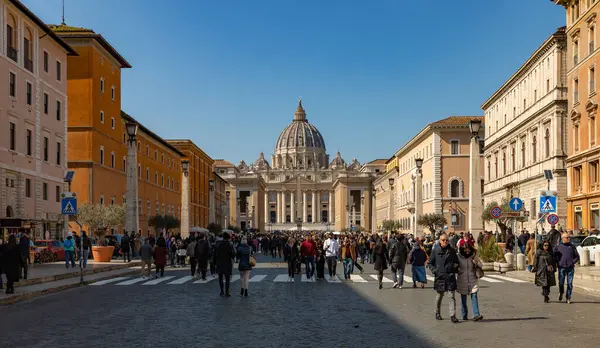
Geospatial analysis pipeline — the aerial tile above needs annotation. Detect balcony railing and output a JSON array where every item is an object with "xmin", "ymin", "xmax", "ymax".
[
  {"xmin": 590, "ymin": 183, "xmax": 600, "ymax": 192},
  {"xmin": 7, "ymin": 47, "xmax": 17, "ymax": 62},
  {"xmin": 24, "ymin": 58, "xmax": 33, "ymax": 72},
  {"xmin": 574, "ymin": 54, "xmax": 579, "ymax": 65}
]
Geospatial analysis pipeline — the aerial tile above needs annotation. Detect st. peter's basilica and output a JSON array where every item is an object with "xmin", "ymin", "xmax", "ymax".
[{"xmin": 214, "ymin": 101, "xmax": 385, "ymax": 232}]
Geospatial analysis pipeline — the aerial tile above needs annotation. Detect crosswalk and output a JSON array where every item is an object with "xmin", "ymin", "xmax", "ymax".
[{"xmin": 90, "ymin": 272, "xmax": 530, "ymax": 287}]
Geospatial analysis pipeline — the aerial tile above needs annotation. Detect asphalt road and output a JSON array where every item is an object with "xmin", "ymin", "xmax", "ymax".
[{"xmin": 0, "ymin": 254, "xmax": 598, "ymax": 348}]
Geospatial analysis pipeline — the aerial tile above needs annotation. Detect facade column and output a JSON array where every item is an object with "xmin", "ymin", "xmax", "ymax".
[
  {"xmin": 180, "ymin": 168, "xmax": 190, "ymax": 238},
  {"xmin": 290, "ymin": 192, "xmax": 295, "ymax": 224},
  {"xmin": 312, "ymin": 191, "xmax": 317, "ymax": 223},
  {"xmin": 276, "ymin": 191, "xmax": 281, "ymax": 224},
  {"xmin": 264, "ymin": 192, "xmax": 269, "ymax": 225},
  {"xmin": 328, "ymin": 191, "xmax": 333, "ymax": 223},
  {"xmin": 469, "ymin": 133, "xmax": 484, "ymax": 240},
  {"xmin": 303, "ymin": 191, "xmax": 308, "ymax": 223},
  {"xmin": 125, "ymin": 135, "xmax": 139, "ymax": 237}
]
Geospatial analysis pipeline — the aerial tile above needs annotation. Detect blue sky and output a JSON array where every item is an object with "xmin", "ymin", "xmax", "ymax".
[{"xmin": 24, "ymin": 0, "xmax": 565, "ymax": 165}]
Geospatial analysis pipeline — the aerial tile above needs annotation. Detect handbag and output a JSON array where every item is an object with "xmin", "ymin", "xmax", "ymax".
[
  {"xmin": 474, "ymin": 256, "xmax": 484, "ymax": 279},
  {"xmin": 249, "ymin": 255, "xmax": 256, "ymax": 267}
]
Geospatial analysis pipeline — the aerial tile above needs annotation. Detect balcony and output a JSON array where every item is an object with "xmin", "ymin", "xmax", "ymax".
[
  {"xmin": 574, "ymin": 54, "xmax": 579, "ymax": 65},
  {"xmin": 7, "ymin": 47, "xmax": 17, "ymax": 62},
  {"xmin": 24, "ymin": 58, "xmax": 33, "ymax": 72}
]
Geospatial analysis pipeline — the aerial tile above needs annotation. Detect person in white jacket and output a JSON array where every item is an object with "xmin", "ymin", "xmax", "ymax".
[{"xmin": 323, "ymin": 233, "xmax": 340, "ymax": 280}]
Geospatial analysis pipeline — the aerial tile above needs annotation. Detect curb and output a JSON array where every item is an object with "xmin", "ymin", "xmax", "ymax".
[
  {"xmin": 15, "ymin": 261, "xmax": 142, "ymax": 288},
  {"xmin": 1, "ymin": 269, "xmax": 139, "ymax": 306}
]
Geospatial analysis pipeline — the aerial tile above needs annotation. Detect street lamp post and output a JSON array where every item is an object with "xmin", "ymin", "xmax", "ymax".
[
  {"xmin": 208, "ymin": 179, "xmax": 215, "ymax": 225},
  {"xmin": 388, "ymin": 177, "xmax": 394, "ymax": 240},
  {"xmin": 414, "ymin": 158, "xmax": 423, "ymax": 238},
  {"xmin": 360, "ymin": 195, "xmax": 365, "ymax": 229},
  {"xmin": 468, "ymin": 119, "xmax": 484, "ymax": 241},
  {"xmin": 225, "ymin": 191, "xmax": 230, "ymax": 228},
  {"xmin": 181, "ymin": 159, "xmax": 190, "ymax": 238},
  {"xmin": 237, "ymin": 197, "xmax": 241, "ymax": 231},
  {"xmin": 125, "ymin": 122, "xmax": 139, "ymax": 237},
  {"xmin": 371, "ymin": 188, "xmax": 377, "ymax": 234}
]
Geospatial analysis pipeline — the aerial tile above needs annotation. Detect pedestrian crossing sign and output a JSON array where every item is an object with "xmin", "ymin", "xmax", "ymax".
[
  {"xmin": 539, "ymin": 195, "xmax": 557, "ymax": 213},
  {"xmin": 61, "ymin": 193, "xmax": 77, "ymax": 215}
]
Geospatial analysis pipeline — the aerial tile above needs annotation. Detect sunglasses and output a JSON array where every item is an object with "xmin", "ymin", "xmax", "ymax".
[{"xmin": 543, "ymin": 244, "xmax": 549, "ymax": 247}]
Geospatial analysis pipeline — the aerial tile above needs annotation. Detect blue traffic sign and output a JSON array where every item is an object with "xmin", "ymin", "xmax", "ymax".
[
  {"xmin": 61, "ymin": 196, "xmax": 77, "ymax": 215},
  {"xmin": 539, "ymin": 195, "xmax": 557, "ymax": 213},
  {"xmin": 509, "ymin": 197, "xmax": 523, "ymax": 211}
]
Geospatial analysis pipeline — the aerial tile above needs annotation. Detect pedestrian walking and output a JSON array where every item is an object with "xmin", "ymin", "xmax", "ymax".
[
  {"xmin": 526, "ymin": 235, "xmax": 536, "ymax": 272},
  {"xmin": 139, "ymin": 238, "xmax": 153, "ymax": 279},
  {"xmin": 429, "ymin": 233, "xmax": 459, "ymax": 323},
  {"xmin": 341, "ymin": 237, "xmax": 354, "ymax": 280},
  {"xmin": 1, "ymin": 235, "xmax": 20, "ymax": 294},
  {"xmin": 237, "ymin": 237, "xmax": 253, "ymax": 297},
  {"xmin": 409, "ymin": 241, "xmax": 428, "ymax": 288},
  {"xmin": 215, "ymin": 232, "xmax": 235, "ymax": 297},
  {"xmin": 389, "ymin": 234, "xmax": 409, "ymax": 289},
  {"xmin": 284, "ymin": 237, "xmax": 299, "ymax": 282},
  {"xmin": 315, "ymin": 247, "xmax": 325, "ymax": 280},
  {"xmin": 79, "ymin": 231, "xmax": 91, "ymax": 268},
  {"xmin": 351, "ymin": 237, "xmax": 364, "ymax": 274},
  {"xmin": 187, "ymin": 236, "xmax": 197, "ymax": 278},
  {"xmin": 120, "ymin": 233, "xmax": 131, "ymax": 263},
  {"xmin": 555, "ymin": 233, "xmax": 580, "ymax": 304},
  {"xmin": 323, "ymin": 233, "xmax": 340, "ymax": 280},
  {"xmin": 373, "ymin": 236, "xmax": 389, "ymax": 289},
  {"xmin": 18, "ymin": 232, "xmax": 30, "ymax": 279},
  {"xmin": 129, "ymin": 232, "xmax": 136, "ymax": 258},
  {"xmin": 195, "ymin": 234, "xmax": 210, "ymax": 280},
  {"xmin": 456, "ymin": 241, "xmax": 483, "ymax": 321},
  {"xmin": 168, "ymin": 237, "xmax": 177, "ymax": 267},
  {"xmin": 300, "ymin": 236, "xmax": 316, "ymax": 281},
  {"xmin": 547, "ymin": 225, "xmax": 561, "ymax": 251},
  {"xmin": 533, "ymin": 240, "xmax": 556, "ymax": 303},
  {"xmin": 177, "ymin": 240, "xmax": 187, "ymax": 267},
  {"xmin": 63, "ymin": 233, "xmax": 76, "ymax": 268},
  {"xmin": 153, "ymin": 237, "xmax": 168, "ymax": 278}
]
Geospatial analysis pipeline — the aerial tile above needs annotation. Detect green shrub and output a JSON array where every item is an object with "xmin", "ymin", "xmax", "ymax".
[{"xmin": 477, "ymin": 236, "xmax": 505, "ymax": 262}]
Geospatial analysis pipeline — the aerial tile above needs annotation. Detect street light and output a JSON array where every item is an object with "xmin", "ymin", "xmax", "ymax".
[
  {"xmin": 125, "ymin": 122, "xmax": 138, "ymax": 142},
  {"xmin": 415, "ymin": 158, "xmax": 423, "ymax": 169},
  {"xmin": 469, "ymin": 119, "xmax": 482, "ymax": 138},
  {"xmin": 124, "ymin": 121, "xmax": 139, "ymax": 239},
  {"xmin": 468, "ymin": 118, "xmax": 484, "ymax": 240},
  {"xmin": 181, "ymin": 160, "xmax": 189, "ymax": 175},
  {"xmin": 389, "ymin": 178, "xmax": 395, "ymax": 187},
  {"xmin": 180, "ymin": 159, "xmax": 190, "ymax": 238}
]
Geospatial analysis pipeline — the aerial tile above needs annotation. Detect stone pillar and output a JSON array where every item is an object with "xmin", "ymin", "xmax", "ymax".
[
  {"xmin": 290, "ymin": 192, "xmax": 295, "ymax": 224},
  {"xmin": 312, "ymin": 191, "xmax": 316, "ymax": 223},
  {"xmin": 209, "ymin": 186, "xmax": 215, "ymax": 225},
  {"xmin": 303, "ymin": 191, "xmax": 308, "ymax": 223},
  {"xmin": 180, "ymin": 170, "xmax": 190, "ymax": 238},
  {"xmin": 125, "ymin": 138, "xmax": 139, "ymax": 236},
  {"xmin": 415, "ymin": 171, "xmax": 423, "ymax": 238},
  {"xmin": 277, "ymin": 191, "xmax": 282, "ymax": 223},
  {"xmin": 315, "ymin": 191, "xmax": 320, "ymax": 223},
  {"xmin": 264, "ymin": 192, "xmax": 269, "ymax": 225},
  {"xmin": 469, "ymin": 135, "xmax": 484, "ymax": 240},
  {"xmin": 328, "ymin": 191, "xmax": 333, "ymax": 223}
]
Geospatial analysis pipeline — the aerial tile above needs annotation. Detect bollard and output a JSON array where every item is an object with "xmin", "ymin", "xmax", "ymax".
[
  {"xmin": 505, "ymin": 252, "xmax": 514, "ymax": 266},
  {"xmin": 595, "ymin": 251, "xmax": 600, "ymax": 267},
  {"xmin": 516, "ymin": 253, "xmax": 526, "ymax": 270},
  {"xmin": 580, "ymin": 249, "xmax": 590, "ymax": 266}
]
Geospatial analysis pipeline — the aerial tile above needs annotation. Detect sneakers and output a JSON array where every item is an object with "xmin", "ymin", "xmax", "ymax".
[
  {"xmin": 435, "ymin": 313, "xmax": 443, "ymax": 320},
  {"xmin": 392, "ymin": 282, "xmax": 399, "ymax": 289},
  {"xmin": 450, "ymin": 316, "xmax": 459, "ymax": 323},
  {"xmin": 398, "ymin": 285, "xmax": 403, "ymax": 289},
  {"xmin": 473, "ymin": 315, "xmax": 483, "ymax": 322},
  {"xmin": 567, "ymin": 298, "xmax": 572, "ymax": 304}
]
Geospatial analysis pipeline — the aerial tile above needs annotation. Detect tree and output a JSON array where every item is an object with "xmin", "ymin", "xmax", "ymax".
[
  {"xmin": 417, "ymin": 213, "xmax": 447, "ymax": 234},
  {"xmin": 481, "ymin": 198, "xmax": 526, "ymax": 242},
  {"xmin": 227, "ymin": 225, "xmax": 241, "ymax": 234},
  {"xmin": 381, "ymin": 219, "xmax": 400, "ymax": 233},
  {"xmin": 208, "ymin": 223, "xmax": 222, "ymax": 235},
  {"xmin": 77, "ymin": 203, "xmax": 125, "ymax": 245},
  {"xmin": 148, "ymin": 215, "xmax": 180, "ymax": 235}
]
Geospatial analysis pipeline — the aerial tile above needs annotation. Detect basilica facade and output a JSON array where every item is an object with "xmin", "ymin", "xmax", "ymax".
[{"xmin": 214, "ymin": 101, "xmax": 384, "ymax": 232}]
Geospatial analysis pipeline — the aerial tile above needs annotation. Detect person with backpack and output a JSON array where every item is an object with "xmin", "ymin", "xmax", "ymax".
[
  {"xmin": 554, "ymin": 233, "xmax": 580, "ymax": 304},
  {"xmin": 195, "ymin": 234, "xmax": 210, "ymax": 280},
  {"xmin": 64, "ymin": 233, "xmax": 76, "ymax": 268}
]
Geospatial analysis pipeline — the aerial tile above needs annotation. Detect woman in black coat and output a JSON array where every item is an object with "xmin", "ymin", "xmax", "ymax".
[
  {"xmin": 373, "ymin": 237, "xmax": 389, "ymax": 289},
  {"xmin": 2, "ymin": 235, "xmax": 21, "ymax": 294},
  {"xmin": 533, "ymin": 240, "xmax": 556, "ymax": 303}
]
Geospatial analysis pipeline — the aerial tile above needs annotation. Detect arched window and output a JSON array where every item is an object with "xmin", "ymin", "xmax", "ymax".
[
  {"xmin": 6, "ymin": 14, "xmax": 17, "ymax": 61},
  {"xmin": 532, "ymin": 135, "xmax": 537, "ymax": 163},
  {"xmin": 545, "ymin": 128, "xmax": 550, "ymax": 158},
  {"xmin": 24, "ymin": 28, "xmax": 33, "ymax": 71},
  {"xmin": 502, "ymin": 151, "xmax": 506, "ymax": 175},
  {"xmin": 450, "ymin": 180, "xmax": 460, "ymax": 198}
]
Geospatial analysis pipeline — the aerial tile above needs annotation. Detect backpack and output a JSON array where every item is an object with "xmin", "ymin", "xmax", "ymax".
[{"xmin": 64, "ymin": 239, "xmax": 73, "ymax": 249}]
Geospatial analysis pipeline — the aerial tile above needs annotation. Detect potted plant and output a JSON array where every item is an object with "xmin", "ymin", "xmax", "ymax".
[
  {"xmin": 477, "ymin": 236, "xmax": 505, "ymax": 271},
  {"xmin": 77, "ymin": 203, "xmax": 125, "ymax": 262}
]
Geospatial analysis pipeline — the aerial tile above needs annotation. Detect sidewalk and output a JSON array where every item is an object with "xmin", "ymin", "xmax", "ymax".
[{"xmin": 504, "ymin": 265, "xmax": 600, "ymax": 296}]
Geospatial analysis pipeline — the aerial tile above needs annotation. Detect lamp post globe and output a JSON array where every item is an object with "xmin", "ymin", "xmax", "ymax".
[{"xmin": 469, "ymin": 119, "xmax": 482, "ymax": 137}]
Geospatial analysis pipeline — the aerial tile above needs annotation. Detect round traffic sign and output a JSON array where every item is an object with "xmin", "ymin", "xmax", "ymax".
[
  {"xmin": 490, "ymin": 206, "xmax": 502, "ymax": 219},
  {"xmin": 547, "ymin": 213, "xmax": 559, "ymax": 225}
]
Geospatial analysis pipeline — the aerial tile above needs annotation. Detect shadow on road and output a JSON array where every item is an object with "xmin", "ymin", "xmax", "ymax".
[{"xmin": 481, "ymin": 316, "xmax": 548, "ymax": 323}]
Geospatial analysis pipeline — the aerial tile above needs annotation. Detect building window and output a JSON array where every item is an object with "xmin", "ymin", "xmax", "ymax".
[
  {"xmin": 43, "ymin": 183, "xmax": 48, "ymax": 201},
  {"xmin": 123, "ymin": 157, "xmax": 126, "ymax": 172},
  {"xmin": 532, "ymin": 135, "xmax": 537, "ymax": 163},
  {"xmin": 591, "ymin": 67, "xmax": 596, "ymax": 94},
  {"xmin": 502, "ymin": 151, "xmax": 506, "ymax": 175},
  {"xmin": 9, "ymin": 72, "xmax": 16, "ymax": 97},
  {"xmin": 100, "ymin": 111, "xmax": 105, "ymax": 123},
  {"xmin": 9, "ymin": 122, "xmax": 16, "ymax": 151},
  {"xmin": 591, "ymin": 116, "xmax": 596, "ymax": 146},
  {"xmin": 25, "ymin": 178, "xmax": 31, "ymax": 198},
  {"xmin": 111, "ymin": 86, "xmax": 115, "ymax": 100},
  {"xmin": 56, "ymin": 142, "xmax": 61, "ymax": 165},
  {"xmin": 574, "ymin": 123, "xmax": 580, "ymax": 151},
  {"xmin": 161, "ymin": 174, "xmax": 164, "ymax": 186},
  {"xmin": 138, "ymin": 164, "xmax": 141, "ymax": 178},
  {"xmin": 450, "ymin": 180, "xmax": 460, "ymax": 198},
  {"xmin": 523, "ymin": 98, "xmax": 527, "ymax": 111},
  {"xmin": 574, "ymin": 78, "xmax": 579, "ymax": 102},
  {"xmin": 43, "ymin": 51, "xmax": 48, "ymax": 73},
  {"xmin": 574, "ymin": 166, "xmax": 582, "ymax": 193},
  {"xmin": 155, "ymin": 172, "xmax": 158, "ymax": 184},
  {"xmin": 100, "ymin": 195, "xmax": 104, "ymax": 205},
  {"xmin": 534, "ymin": 89, "xmax": 538, "ymax": 102},
  {"xmin": 56, "ymin": 61, "xmax": 62, "ymax": 81},
  {"xmin": 26, "ymin": 82, "xmax": 32, "ymax": 105},
  {"xmin": 450, "ymin": 140, "xmax": 459, "ymax": 155},
  {"xmin": 110, "ymin": 152, "xmax": 115, "ymax": 168},
  {"xmin": 111, "ymin": 117, "xmax": 115, "ymax": 129},
  {"xmin": 24, "ymin": 31, "xmax": 33, "ymax": 72},
  {"xmin": 100, "ymin": 146, "xmax": 104, "ymax": 165},
  {"xmin": 100, "ymin": 77, "xmax": 104, "ymax": 92},
  {"xmin": 111, "ymin": 196, "xmax": 115, "ymax": 205},
  {"xmin": 494, "ymin": 154, "xmax": 498, "ymax": 178},
  {"xmin": 487, "ymin": 159, "xmax": 491, "ymax": 181},
  {"xmin": 546, "ymin": 79, "xmax": 550, "ymax": 94},
  {"xmin": 56, "ymin": 101, "xmax": 61, "ymax": 121},
  {"xmin": 44, "ymin": 137, "xmax": 49, "ymax": 161},
  {"xmin": 155, "ymin": 150, "xmax": 158, "ymax": 160},
  {"xmin": 574, "ymin": 40, "xmax": 579, "ymax": 65},
  {"xmin": 146, "ymin": 167, "xmax": 150, "ymax": 180},
  {"xmin": 590, "ymin": 160, "xmax": 599, "ymax": 191},
  {"xmin": 161, "ymin": 153, "xmax": 164, "ymax": 163},
  {"xmin": 592, "ymin": 205, "xmax": 600, "ymax": 229},
  {"xmin": 6, "ymin": 18, "xmax": 16, "ymax": 62},
  {"xmin": 545, "ymin": 128, "xmax": 551, "ymax": 158},
  {"xmin": 146, "ymin": 145, "xmax": 149, "ymax": 155},
  {"xmin": 591, "ymin": 26, "xmax": 596, "ymax": 54},
  {"xmin": 55, "ymin": 185, "xmax": 60, "ymax": 202},
  {"xmin": 44, "ymin": 93, "xmax": 49, "ymax": 114},
  {"xmin": 26, "ymin": 129, "xmax": 32, "ymax": 156},
  {"xmin": 521, "ymin": 141, "xmax": 526, "ymax": 167}
]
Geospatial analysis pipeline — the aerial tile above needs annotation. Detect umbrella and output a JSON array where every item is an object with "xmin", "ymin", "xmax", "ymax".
[{"xmin": 191, "ymin": 227, "xmax": 209, "ymax": 234}]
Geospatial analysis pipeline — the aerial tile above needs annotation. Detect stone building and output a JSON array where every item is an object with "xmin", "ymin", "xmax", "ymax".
[
  {"xmin": 482, "ymin": 27, "xmax": 568, "ymax": 232},
  {"xmin": 0, "ymin": 0, "xmax": 77, "ymax": 240},
  {"xmin": 214, "ymin": 100, "xmax": 380, "ymax": 232}
]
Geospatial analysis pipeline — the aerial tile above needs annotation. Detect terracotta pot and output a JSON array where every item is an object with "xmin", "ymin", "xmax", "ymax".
[
  {"xmin": 497, "ymin": 242, "xmax": 506, "ymax": 251},
  {"xmin": 92, "ymin": 246, "xmax": 114, "ymax": 262}
]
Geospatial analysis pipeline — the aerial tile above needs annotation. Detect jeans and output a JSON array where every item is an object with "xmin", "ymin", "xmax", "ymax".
[
  {"xmin": 435, "ymin": 290, "xmax": 456, "ymax": 317},
  {"xmin": 326, "ymin": 256, "xmax": 337, "ymax": 277},
  {"xmin": 122, "ymin": 250, "xmax": 130, "ymax": 262},
  {"xmin": 218, "ymin": 272, "xmax": 231, "ymax": 293},
  {"xmin": 342, "ymin": 258, "xmax": 353, "ymax": 278},
  {"xmin": 65, "ymin": 250, "xmax": 75, "ymax": 268},
  {"xmin": 169, "ymin": 251, "xmax": 176, "ymax": 266},
  {"xmin": 391, "ymin": 266, "xmax": 405, "ymax": 286},
  {"xmin": 460, "ymin": 293, "xmax": 480, "ymax": 318},
  {"xmin": 558, "ymin": 266, "xmax": 575, "ymax": 299},
  {"xmin": 519, "ymin": 246, "xmax": 525, "ymax": 254},
  {"xmin": 304, "ymin": 256, "xmax": 315, "ymax": 279},
  {"xmin": 190, "ymin": 257, "xmax": 197, "ymax": 277},
  {"xmin": 79, "ymin": 250, "xmax": 89, "ymax": 268}
]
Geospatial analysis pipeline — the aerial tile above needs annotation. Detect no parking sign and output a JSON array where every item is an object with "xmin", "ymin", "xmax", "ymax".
[{"xmin": 547, "ymin": 214, "xmax": 559, "ymax": 225}]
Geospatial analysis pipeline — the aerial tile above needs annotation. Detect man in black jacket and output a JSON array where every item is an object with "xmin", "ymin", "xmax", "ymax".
[
  {"xmin": 215, "ymin": 232, "xmax": 234, "ymax": 297},
  {"xmin": 389, "ymin": 234, "xmax": 409, "ymax": 289},
  {"xmin": 429, "ymin": 233, "xmax": 459, "ymax": 323},
  {"xmin": 19, "ymin": 232, "xmax": 30, "ymax": 279},
  {"xmin": 120, "ymin": 233, "xmax": 131, "ymax": 263},
  {"xmin": 195, "ymin": 234, "xmax": 210, "ymax": 280}
]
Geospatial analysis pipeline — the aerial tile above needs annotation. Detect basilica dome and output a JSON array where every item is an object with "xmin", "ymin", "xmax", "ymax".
[{"xmin": 275, "ymin": 100, "xmax": 326, "ymax": 151}]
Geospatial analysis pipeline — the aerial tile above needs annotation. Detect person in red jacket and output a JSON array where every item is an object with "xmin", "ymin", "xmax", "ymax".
[
  {"xmin": 300, "ymin": 236, "xmax": 316, "ymax": 282},
  {"xmin": 153, "ymin": 237, "xmax": 168, "ymax": 278}
]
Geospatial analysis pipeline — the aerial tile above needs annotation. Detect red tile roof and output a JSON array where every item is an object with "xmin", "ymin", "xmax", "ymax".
[{"xmin": 431, "ymin": 116, "xmax": 484, "ymax": 126}]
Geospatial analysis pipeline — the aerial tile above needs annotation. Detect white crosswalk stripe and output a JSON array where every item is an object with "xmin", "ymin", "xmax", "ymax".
[
  {"xmin": 370, "ymin": 275, "xmax": 393, "ymax": 283},
  {"xmin": 249, "ymin": 275, "xmax": 266, "ymax": 282},
  {"xmin": 480, "ymin": 276, "xmax": 503, "ymax": 283},
  {"xmin": 142, "ymin": 276, "xmax": 175, "ymax": 285},
  {"xmin": 426, "ymin": 275, "xmax": 435, "ymax": 282},
  {"xmin": 193, "ymin": 276, "xmax": 217, "ymax": 284},
  {"xmin": 91, "ymin": 277, "xmax": 130, "ymax": 286},
  {"xmin": 485, "ymin": 275, "xmax": 527, "ymax": 283},
  {"xmin": 168, "ymin": 276, "xmax": 194, "ymax": 284},
  {"xmin": 325, "ymin": 275, "xmax": 341, "ymax": 283},
  {"xmin": 403, "ymin": 275, "xmax": 414, "ymax": 283},
  {"xmin": 116, "ymin": 278, "xmax": 148, "ymax": 286},
  {"xmin": 273, "ymin": 274, "xmax": 290, "ymax": 282},
  {"xmin": 350, "ymin": 274, "xmax": 367, "ymax": 283}
]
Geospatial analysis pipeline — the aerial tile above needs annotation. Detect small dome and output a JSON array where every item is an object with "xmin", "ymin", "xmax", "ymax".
[
  {"xmin": 330, "ymin": 151, "xmax": 346, "ymax": 169},
  {"xmin": 275, "ymin": 100, "xmax": 326, "ymax": 151}
]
